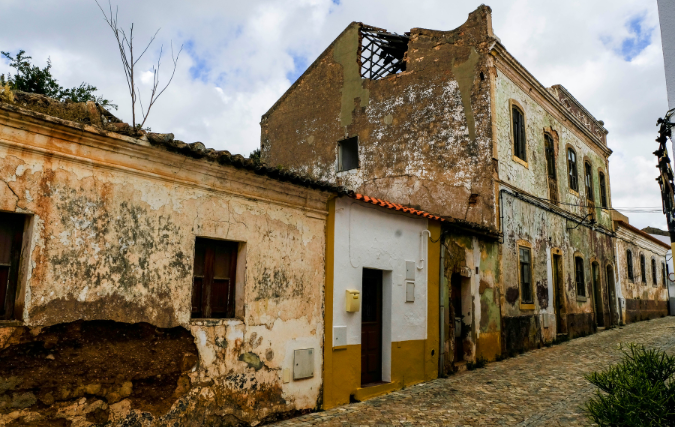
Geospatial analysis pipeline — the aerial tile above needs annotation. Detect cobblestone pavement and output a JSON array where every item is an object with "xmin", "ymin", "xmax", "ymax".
[{"xmin": 273, "ymin": 317, "xmax": 675, "ymax": 426}]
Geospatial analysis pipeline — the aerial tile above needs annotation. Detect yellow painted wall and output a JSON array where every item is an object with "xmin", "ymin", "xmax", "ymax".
[{"xmin": 322, "ymin": 215, "xmax": 441, "ymax": 409}]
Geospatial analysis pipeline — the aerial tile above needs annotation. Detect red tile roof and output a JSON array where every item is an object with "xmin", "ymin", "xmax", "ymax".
[{"xmin": 353, "ymin": 193, "xmax": 445, "ymax": 221}]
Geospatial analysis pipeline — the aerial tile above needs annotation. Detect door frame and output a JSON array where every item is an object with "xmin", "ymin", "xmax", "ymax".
[
  {"xmin": 361, "ymin": 268, "xmax": 383, "ymax": 386},
  {"xmin": 551, "ymin": 248, "xmax": 566, "ymax": 334}
]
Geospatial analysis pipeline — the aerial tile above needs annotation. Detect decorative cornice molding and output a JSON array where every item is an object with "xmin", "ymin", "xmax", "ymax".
[{"xmin": 491, "ymin": 43, "xmax": 612, "ymax": 158}]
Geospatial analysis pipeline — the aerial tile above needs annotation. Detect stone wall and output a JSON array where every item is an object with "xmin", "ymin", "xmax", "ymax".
[{"xmin": 0, "ymin": 104, "xmax": 331, "ymax": 426}]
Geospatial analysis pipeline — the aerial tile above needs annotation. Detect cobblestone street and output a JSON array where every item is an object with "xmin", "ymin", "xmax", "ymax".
[{"xmin": 273, "ymin": 317, "xmax": 675, "ymax": 426}]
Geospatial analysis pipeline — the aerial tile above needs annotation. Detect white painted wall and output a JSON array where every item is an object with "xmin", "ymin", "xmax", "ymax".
[
  {"xmin": 333, "ymin": 197, "xmax": 429, "ymax": 356},
  {"xmin": 659, "ymin": 0, "xmax": 675, "ymax": 110}
]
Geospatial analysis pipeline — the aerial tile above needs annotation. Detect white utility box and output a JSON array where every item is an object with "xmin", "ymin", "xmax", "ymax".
[
  {"xmin": 293, "ymin": 348, "xmax": 314, "ymax": 380},
  {"xmin": 333, "ymin": 326, "xmax": 347, "ymax": 347},
  {"xmin": 406, "ymin": 281, "xmax": 415, "ymax": 302}
]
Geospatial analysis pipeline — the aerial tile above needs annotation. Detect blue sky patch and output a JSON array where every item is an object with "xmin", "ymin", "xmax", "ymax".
[
  {"xmin": 184, "ymin": 39, "xmax": 210, "ymax": 82},
  {"xmin": 286, "ymin": 53, "xmax": 309, "ymax": 83},
  {"xmin": 619, "ymin": 14, "xmax": 653, "ymax": 61}
]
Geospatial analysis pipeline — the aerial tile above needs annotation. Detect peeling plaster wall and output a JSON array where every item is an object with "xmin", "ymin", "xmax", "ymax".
[
  {"xmin": 0, "ymin": 108, "xmax": 331, "ymax": 425},
  {"xmin": 262, "ymin": 7, "xmax": 498, "ymax": 230},
  {"xmin": 494, "ymin": 68, "xmax": 615, "ymax": 349},
  {"xmin": 615, "ymin": 226, "xmax": 670, "ymax": 324}
]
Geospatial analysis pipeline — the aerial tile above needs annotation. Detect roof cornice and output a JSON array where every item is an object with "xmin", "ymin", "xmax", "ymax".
[{"xmin": 491, "ymin": 42, "xmax": 612, "ymax": 158}]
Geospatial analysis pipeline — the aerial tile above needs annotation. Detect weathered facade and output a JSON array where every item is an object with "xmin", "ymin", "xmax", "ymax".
[
  {"xmin": 262, "ymin": 6, "xmax": 504, "ymax": 375},
  {"xmin": 261, "ymin": 4, "xmax": 640, "ymax": 384},
  {"xmin": 0, "ymin": 94, "xmax": 337, "ymax": 426},
  {"xmin": 323, "ymin": 194, "xmax": 441, "ymax": 408},
  {"xmin": 614, "ymin": 220, "xmax": 670, "ymax": 323}
]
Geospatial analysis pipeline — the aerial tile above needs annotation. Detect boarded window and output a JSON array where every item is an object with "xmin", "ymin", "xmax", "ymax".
[
  {"xmin": 0, "ymin": 212, "xmax": 25, "ymax": 320},
  {"xmin": 652, "ymin": 258, "xmax": 658, "ymax": 286},
  {"xmin": 627, "ymin": 250, "xmax": 634, "ymax": 282},
  {"xmin": 584, "ymin": 162, "xmax": 594, "ymax": 202},
  {"xmin": 338, "ymin": 137, "xmax": 359, "ymax": 172},
  {"xmin": 192, "ymin": 238, "xmax": 238, "ymax": 319},
  {"xmin": 519, "ymin": 247, "xmax": 533, "ymax": 304},
  {"xmin": 568, "ymin": 148, "xmax": 578, "ymax": 192},
  {"xmin": 512, "ymin": 107, "xmax": 526, "ymax": 161},
  {"xmin": 640, "ymin": 254, "xmax": 646, "ymax": 283},
  {"xmin": 575, "ymin": 256, "xmax": 586, "ymax": 297},
  {"xmin": 599, "ymin": 172, "xmax": 608, "ymax": 208}
]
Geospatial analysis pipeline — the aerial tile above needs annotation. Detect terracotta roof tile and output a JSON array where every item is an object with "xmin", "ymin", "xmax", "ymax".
[{"xmin": 353, "ymin": 193, "xmax": 445, "ymax": 222}]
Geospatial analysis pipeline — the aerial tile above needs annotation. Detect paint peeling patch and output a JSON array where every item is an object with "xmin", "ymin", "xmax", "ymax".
[
  {"xmin": 536, "ymin": 280, "xmax": 548, "ymax": 309},
  {"xmin": 238, "ymin": 352, "xmax": 264, "ymax": 371},
  {"xmin": 505, "ymin": 287, "xmax": 519, "ymax": 305}
]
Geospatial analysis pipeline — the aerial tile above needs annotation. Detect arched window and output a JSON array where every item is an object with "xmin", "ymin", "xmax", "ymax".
[
  {"xmin": 640, "ymin": 253, "xmax": 646, "ymax": 283},
  {"xmin": 568, "ymin": 148, "xmax": 578, "ymax": 191},
  {"xmin": 585, "ymin": 162, "xmax": 594, "ymax": 202},
  {"xmin": 512, "ymin": 106, "xmax": 526, "ymax": 161},
  {"xmin": 599, "ymin": 172, "xmax": 608, "ymax": 208},
  {"xmin": 652, "ymin": 258, "xmax": 657, "ymax": 286},
  {"xmin": 627, "ymin": 250, "xmax": 634, "ymax": 281},
  {"xmin": 575, "ymin": 256, "xmax": 586, "ymax": 297},
  {"xmin": 545, "ymin": 134, "xmax": 556, "ymax": 180}
]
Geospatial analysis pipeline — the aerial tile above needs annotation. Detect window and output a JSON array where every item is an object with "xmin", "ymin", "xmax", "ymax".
[
  {"xmin": 627, "ymin": 250, "xmax": 634, "ymax": 282},
  {"xmin": 544, "ymin": 134, "xmax": 556, "ymax": 180},
  {"xmin": 519, "ymin": 246, "xmax": 533, "ymax": 304},
  {"xmin": 575, "ymin": 256, "xmax": 586, "ymax": 297},
  {"xmin": 640, "ymin": 253, "xmax": 646, "ymax": 283},
  {"xmin": 663, "ymin": 262, "xmax": 667, "ymax": 288},
  {"xmin": 192, "ymin": 237, "xmax": 238, "ymax": 319},
  {"xmin": 338, "ymin": 137, "xmax": 359, "ymax": 172},
  {"xmin": 584, "ymin": 162, "xmax": 594, "ymax": 202},
  {"xmin": 568, "ymin": 148, "xmax": 578, "ymax": 192},
  {"xmin": 599, "ymin": 172, "xmax": 608, "ymax": 208},
  {"xmin": 652, "ymin": 258, "xmax": 657, "ymax": 286},
  {"xmin": 512, "ymin": 106, "xmax": 527, "ymax": 161},
  {"xmin": 0, "ymin": 212, "xmax": 25, "ymax": 320}
]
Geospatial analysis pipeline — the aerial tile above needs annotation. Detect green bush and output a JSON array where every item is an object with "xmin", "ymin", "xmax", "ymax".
[{"xmin": 584, "ymin": 343, "xmax": 675, "ymax": 426}]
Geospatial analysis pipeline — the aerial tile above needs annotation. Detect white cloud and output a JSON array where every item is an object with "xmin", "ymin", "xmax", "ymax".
[{"xmin": 0, "ymin": 0, "xmax": 669, "ymax": 229}]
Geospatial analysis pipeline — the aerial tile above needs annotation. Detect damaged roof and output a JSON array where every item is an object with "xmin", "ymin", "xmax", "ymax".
[{"xmin": 0, "ymin": 90, "xmax": 349, "ymax": 195}]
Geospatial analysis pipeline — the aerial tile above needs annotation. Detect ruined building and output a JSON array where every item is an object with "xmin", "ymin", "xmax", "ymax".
[
  {"xmin": 262, "ymin": 4, "xmax": 670, "ymax": 394},
  {"xmin": 0, "ymin": 92, "xmax": 341, "ymax": 425}
]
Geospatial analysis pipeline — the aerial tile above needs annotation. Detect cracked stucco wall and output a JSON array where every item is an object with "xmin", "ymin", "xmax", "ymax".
[
  {"xmin": 495, "ymin": 67, "xmax": 615, "ymax": 346},
  {"xmin": 0, "ymin": 108, "xmax": 330, "ymax": 425},
  {"xmin": 615, "ymin": 226, "xmax": 669, "ymax": 324},
  {"xmin": 261, "ymin": 7, "xmax": 498, "ymax": 230}
]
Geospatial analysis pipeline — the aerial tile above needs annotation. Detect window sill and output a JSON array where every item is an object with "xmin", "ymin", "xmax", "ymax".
[
  {"xmin": 0, "ymin": 320, "xmax": 22, "ymax": 328},
  {"xmin": 336, "ymin": 168, "xmax": 359, "ymax": 177},
  {"xmin": 190, "ymin": 318, "xmax": 243, "ymax": 327},
  {"xmin": 568, "ymin": 189, "xmax": 580, "ymax": 197},
  {"xmin": 576, "ymin": 296, "xmax": 587, "ymax": 302},
  {"xmin": 512, "ymin": 155, "xmax": 528, "ymax": 168},
  {"xmin": 520, "ymin": 303, "xmax": 535, "ymax": 310}
]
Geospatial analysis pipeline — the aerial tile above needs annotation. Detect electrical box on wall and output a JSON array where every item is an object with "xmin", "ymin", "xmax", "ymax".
[
  {"xmin": 333, "ymin": 326, "xmax": 347, "ymax": 347},
  {"xmin": 406, "ymin": 281, "xmax": 415, "ymax": 302},
  {"xmin": 345, "ymin": 289, "xmax": 360, "ymax": 312},
  {"xmin": 293, "ymin": 348, "xmax": 314, "ymax": 380},
  {"xmin": 406, "ymin": 261, "xmax": 416, "ymax": 280}
]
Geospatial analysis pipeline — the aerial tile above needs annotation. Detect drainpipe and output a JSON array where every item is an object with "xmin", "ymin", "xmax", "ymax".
[{"xmin": 438, "ymin": 236, "xmax": 446, "ymax": 377}]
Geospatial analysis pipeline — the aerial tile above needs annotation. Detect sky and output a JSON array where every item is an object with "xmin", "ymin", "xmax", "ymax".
[{"xmin": 0, "ymin": 0, "xmax": 670, "ymax": 230}]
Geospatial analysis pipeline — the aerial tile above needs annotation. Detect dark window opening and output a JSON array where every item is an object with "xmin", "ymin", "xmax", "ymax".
[
  {"xmin": 512, "ymin": 106, "xmax": 526, "ymax": 161},
  {"xmin": 584, "ymin": 162, "xmax": 594, "ymax": 202},
  {"xmin": 0, "ymin": 212, "xmax": 26, "ymax": 320},
  {"xmin": 652, "ymin": 258, "xmax": 658, "ymax": 286},
  {"xmin": 575, "ymin": 256, "xmax": 586, "ymax": 297},
  {"xmin": 338, "ymin": 137, "xmax": 359, "ymax": 172},
  {"xmin": 519, "ymin": 247, "xmax": 533, "ymax": 304},
  {"xmin": 192, "ymin": 237, "xmax": 238, "ymax": 319},
  {"xmin": 599, "ymin": 172, "xmax": 608, "ymax": 208},
  {"xmin": 359, "ymin": 26, "xmax": 409, "ymax": 80},
  {"xmin": 640, "ymin": 253, "xmax": 646, "ymax": 283},
  {"xmin": 663, "ymin": 262, "xmax": 668, "ymax": 287},
  {"xmin": 545, "ymin": 134, "xmax": 557, "ymax": 180},
  {"xmin": 627, "ymin": 250, "xmax": 634, "ymax": 282},
  {"xmin": 568, "ymin": 148, "xmax": 578, "ymax": 192},
  {"xmin": 480, "ymin": 72, "xmax": 485, "ymax": 81}
]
